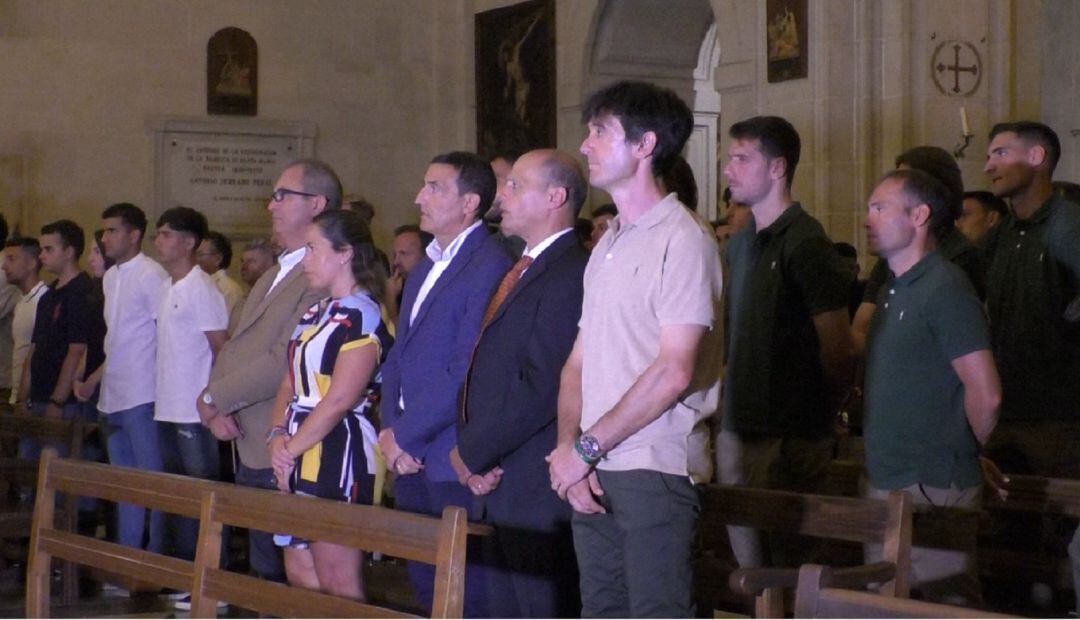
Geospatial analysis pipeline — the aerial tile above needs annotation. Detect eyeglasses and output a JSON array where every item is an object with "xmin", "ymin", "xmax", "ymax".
[{"xmin": 271, "ymin": 188, "xmax": 321, "ymax": 202}]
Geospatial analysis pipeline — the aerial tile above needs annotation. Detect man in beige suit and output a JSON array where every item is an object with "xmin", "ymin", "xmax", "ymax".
[{"xmin": 196, "ymin": 159, "xmax": 339, "ymax": 582}]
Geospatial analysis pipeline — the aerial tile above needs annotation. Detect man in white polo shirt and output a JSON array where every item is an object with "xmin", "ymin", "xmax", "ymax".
[
  {"xmin": 98, "ymin": 202, "xmax": 170, "ymax": 553},
  {"xmin": 153, "ymin": 207, "xmax": 228, "ymax": 557}
]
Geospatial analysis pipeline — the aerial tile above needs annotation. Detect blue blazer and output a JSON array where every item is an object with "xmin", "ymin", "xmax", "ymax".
[{"xmin": 381, "ymin": 224, "xmax": 512, "ymax": 482}]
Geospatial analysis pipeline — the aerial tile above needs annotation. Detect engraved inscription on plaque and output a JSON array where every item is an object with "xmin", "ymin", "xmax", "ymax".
[{"xmin": 151, "ymin": 118, "xmax": 315, "ymax": 238}]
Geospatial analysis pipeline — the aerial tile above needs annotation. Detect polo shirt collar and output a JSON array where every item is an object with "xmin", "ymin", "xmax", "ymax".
[
  {"xmin": 893, "ymin": 251, "xmax": 941, "ymax": 287},
  {"xmin": 609, "ymin": 192, "xmax": 682, "ymax": 237},
  {"xmin": 755, "ymin": 202, "xmax": 805, "ymax": 240},
  {"xmin": 1006, "ymin": 193, "xmax": 1059, "ymax": 228}
]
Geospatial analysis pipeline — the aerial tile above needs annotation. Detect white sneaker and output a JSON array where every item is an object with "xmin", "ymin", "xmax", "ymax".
[
  {"xmin": 101, "ymin": 582, "xmax": 130, "ymax": 597},
  {"xmin": 173, "ymin": 594, "xmax": 228, "ymax": 611}
]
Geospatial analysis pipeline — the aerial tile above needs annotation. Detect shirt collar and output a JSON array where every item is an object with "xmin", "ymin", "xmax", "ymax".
[
  {"xmin": 894, "ymin": 251, "xmax": 940, "ymax": 287},
  {"xmin": 21, "ymin": 280, "xmax": 46, "ymax": 302},
  {"xmin": 113, "ymin": 252, "xmax": 147, "ymax": 272},
  {"xmin": 756, "ymin": 202, "xmax": 805, "ymax": 240},
  {"xmin": 609, "ymin": 193, "xmax": 683, "ymax": 239},
  {"xmin": 427, "ymin": 220, "xmax": 482, "ymax": 263},
  {"xmin": 278, "ymin": 246, "xmax": 306, "ymax": 273},
  {"xmin": 1006, "ymin": 193, "xmax": 1061, "ymax": 228},
  {"xmin": 525, "ymin": 228, "xmax": 572, "ymax": 260}
]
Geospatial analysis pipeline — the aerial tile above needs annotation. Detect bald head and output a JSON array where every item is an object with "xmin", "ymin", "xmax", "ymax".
[{"xmin": 498, "ymin": 149, "xmax": 589, "ymax": 247}]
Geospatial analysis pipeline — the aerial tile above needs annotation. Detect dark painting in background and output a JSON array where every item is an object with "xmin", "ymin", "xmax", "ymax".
[
  {"xmin": 766, "ymin": 0, "xmax": 808, "ymax": 83},
  {"xmin": 207, "ymin": 27, "xmax": 258, "ymax": 116},
  {"xmin": 475, "ymin": 0, "xmax": 556, "ymax": 159}
]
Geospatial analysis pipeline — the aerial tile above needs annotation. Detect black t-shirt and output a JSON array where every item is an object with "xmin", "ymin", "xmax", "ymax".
[{"xmin": 30, "ymin": 272, "xmax": 93, "ymax": 403}]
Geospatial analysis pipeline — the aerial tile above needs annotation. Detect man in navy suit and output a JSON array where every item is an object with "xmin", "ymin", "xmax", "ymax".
[
  {"xmin": 454, "ymin": 149, "xmax": 588, "ymax": 618},
  {"xmin": 378, "ymin": 151, "xmax": 512, "ymax": 617}
]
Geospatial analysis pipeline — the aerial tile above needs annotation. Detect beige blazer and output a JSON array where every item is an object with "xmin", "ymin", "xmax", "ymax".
[{"xmin": 207, "ymin": 262, "xmax": 323, "ymax": 470}]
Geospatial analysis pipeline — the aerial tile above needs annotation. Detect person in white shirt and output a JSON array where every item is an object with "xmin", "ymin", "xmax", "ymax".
[
  {"xmin": 1, "ymin": 237, "xmax": 46, "ymax": 406},
  {"xmin": 153, "ymin": 207, "xmax": 229, "ymax": 576},
  {"xmin": 197, "ymin": 230, "xmax": 245, "ymax": 321},
  {"xmin": 97, "ymin": 202, "xmax": 170, "ymax": 553}
]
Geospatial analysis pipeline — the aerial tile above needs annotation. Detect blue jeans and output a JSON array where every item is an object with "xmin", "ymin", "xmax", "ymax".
[
  {"xmin": 102, "ymin": 403, "xmax": 165, "ymax": 553},
  {"xmin": 18, "ymin": 401, "xmax": 87, "ymax": 460},
  {"xmin": 234, "ymin": 464, "xmax": 286, "ymax": 582},
  {"xmin": 158, "ymin": 421, "xmax": 220, "ymax": 561}
]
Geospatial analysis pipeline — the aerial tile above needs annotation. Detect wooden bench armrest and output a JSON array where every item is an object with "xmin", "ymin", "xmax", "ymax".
[
  {"xmin": 467, "ymin": 522, "xmax": 495, "ymax": 536},
  {"xmin": 730, "ymin": 561, "xmax": 895, "ymax": 597}
]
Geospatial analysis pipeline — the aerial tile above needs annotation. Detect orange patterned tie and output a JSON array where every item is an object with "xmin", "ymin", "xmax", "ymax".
[{"xmin": 481, "ymin": 255, "xmax": 533, "ymax": 329}]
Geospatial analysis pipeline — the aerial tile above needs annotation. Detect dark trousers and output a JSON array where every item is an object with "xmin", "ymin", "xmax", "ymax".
[
  {"xmin": 394, "ymin": 474, "xmax": 490, "ymax": 618},
  {"xmin": 488, "ymin": 517, "xmax": 580, "ymax": 618},
  {"xmin": 234, "ymin": 464, "xmax": 285, "ymax": 582},
  {"xmin": 571, "ymin": 468, "xmax": 700, "ymax": 618}
]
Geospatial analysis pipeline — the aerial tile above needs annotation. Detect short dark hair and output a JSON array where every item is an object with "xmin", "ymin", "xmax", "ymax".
[
  {"xmin": 156, "ymin": 206, "xmax": 208, "ymax": 247},
  {"xmin": 591, "ymin": 203, "xmax": 618, "ymax": 219},
  {"xmin": 288, "ymin": 159, "xmax": 343, "ymax": 211},
  {"xmin": 343, "ymin": 195, "xmax": 376, "ymax": 224},
  {"xmin": 581, "ymin": 80, "xmax": 694, "ymax": 177},
  {"xmin": 895, "ymin": 146, "xmax": 964, "ymax": 220},
  {"xmin": 833, "ymin": 241, "xmax": 857, "ymax": 259},
  {"xmin": 663, "ymin": 155, "xmax": 698, "ymax": 210},
  {"xmin": 101, "ymin": 202, "xmax": 148, "ymax": 236},
  {"xmin": 4, "ymin": 236, "xmax": 40, "ymax": 266},
  {"xmin": 204, "ymin": 230, "xmax": 233, "ymax": 269},
  {"xmin": 313, "ymin": 209, "xmax": 385, "ymax": 302},
  {"xmin": 40, "ymin": 219, "xmax": 85, "ymax": 259},
  {"xmin": 393, "ymin": 224, "xmax": 434, "ymax": 248},
  {"xmin": 539, "ymin": 151, "xmax": 589, "ymax": 217},
  {"xmin": 490, "ymin": 150, "xmax": 521, "ymax": 165},
  {"xmin": 880, "ymin": 168, "xmax": 953, "ymax": 237},
  {"xmin": 989, "ymin": 121, "xmax": 1061, "ymax": 174},
  {"xmin": 430, "ymin": 151, "xmax": 498, "ymax": 219},
  {"xmin": 729, "ymin": 116, "xmax": 802, "ymax": 189},
  {"xmin": 963, "ymin": 190, "xmax": 1008, "ymax": 218}
]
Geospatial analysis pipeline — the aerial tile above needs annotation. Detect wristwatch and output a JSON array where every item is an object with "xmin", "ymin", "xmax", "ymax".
[
  {"xmin": 201, "ymin": 391, "xmax": 214, "ymax": 406},
  {"xmin": 266, "ymin": 425, "xmax": 290, "ymax": 446},
  {"xmin": 574, "ymin": 434, "xmax": 603, "ymax": 465}
]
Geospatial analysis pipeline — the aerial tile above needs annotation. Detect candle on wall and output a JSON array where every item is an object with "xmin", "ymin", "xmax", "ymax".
[{"xmin": 960, "ymin": 106, "xmax": 971, "ymax": 137}]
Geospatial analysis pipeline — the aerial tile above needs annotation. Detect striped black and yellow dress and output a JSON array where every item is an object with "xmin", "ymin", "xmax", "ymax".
[{"xmin": 285, "ymin": 291, "xmax": 393, "ymax": 504}]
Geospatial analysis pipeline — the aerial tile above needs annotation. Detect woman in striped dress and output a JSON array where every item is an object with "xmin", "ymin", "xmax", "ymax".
[{"xmin": 267, "ymin": 209, "xmax": 393, "ymax": 600}]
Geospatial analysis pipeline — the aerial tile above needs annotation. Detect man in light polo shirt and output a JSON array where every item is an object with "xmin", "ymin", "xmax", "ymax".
[
  {"xmin": 862, "ymin": 168, "xmax": 1000, "ymax": 605},
  {"xmin": 98, "ymin": 202, "xmax": 170, "ymax": 553},
  {"xmin": 548, "ymin": 80, "xmax": 723, "ymax": 618},
  {"xmin": 153, "ymin": 207, "xmax": 228, "ymax": 573},
  {"xmin": 2, "ymin": 237, "xmax": 46, "ymax": 406}
]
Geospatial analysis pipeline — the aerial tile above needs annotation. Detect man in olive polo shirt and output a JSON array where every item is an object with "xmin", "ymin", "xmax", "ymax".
[
  {"xmin": 862, "ymin": 168, "xmax": 1000, "ymax": 605},
  {"xmin": 719, "ymin": 115, "xmax": 854, "ymax": 568},
  {"xmin": 548, "ymin": 80, "xmax": 723, "ymax": 618}
]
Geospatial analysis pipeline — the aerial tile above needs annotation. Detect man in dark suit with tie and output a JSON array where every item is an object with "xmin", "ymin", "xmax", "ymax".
[
  {"xmin": 378, "ymin": 151, "xmax": 512, "ymax": 617},
  {"xmin": 453, "ymin": 149, "xmax": 588, "ymax": 618}
]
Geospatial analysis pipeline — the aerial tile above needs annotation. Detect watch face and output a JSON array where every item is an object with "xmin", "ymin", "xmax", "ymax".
[
  {"xmin": 202, "ymin": 392, "xmax": 213, "ymax": 405},
  {"xmin": 580, "ymin": 435, "xmax": 602, "ymax": 459}
]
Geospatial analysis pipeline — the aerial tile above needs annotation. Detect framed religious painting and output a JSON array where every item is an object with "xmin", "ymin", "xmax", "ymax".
[
  {"xmin": 766, "ymin": 0, "xmax": 808, "ymax": 83},
  {"xmin": 207, "ymin": 27, "xmax": 258, "ymax": 116},
  {"xmin": 475, "ymin": 0, "xmax": 556, "ymax": 159}
]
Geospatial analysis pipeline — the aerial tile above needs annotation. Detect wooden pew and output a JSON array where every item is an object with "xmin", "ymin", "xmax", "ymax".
[
  {"xmin": 188, "ymin": 483, "xmax": 468, "ymax": 618},
  {"xmin": 26, "ymin": 448, "xmax": 213, "ymax": 617},
  {"xmin": 695, "ymin": 484, "xmax": 912, "ymax": 618},
  {"xmin": 0, "ymin": 415, "xmax": 88, "ymax": 607},
  {"xmin": 793, "ymin": 563, "xmax": 1018, "ymax": 618}
]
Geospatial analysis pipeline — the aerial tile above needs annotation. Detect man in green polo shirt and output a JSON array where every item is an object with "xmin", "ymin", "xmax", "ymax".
[
  {"xmin": 863, "ymin": 168, "xmax": 1000, "ymax": 605},
  {"xmin": 719, "ymin": 115, "xmax": 854, "ymax": 568}
]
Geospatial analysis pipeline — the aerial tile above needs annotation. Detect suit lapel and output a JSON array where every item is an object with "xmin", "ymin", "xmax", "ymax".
[
  {"xmin": 486, "ymin": 233, "xmax": 576, "ymax": 327},
  {"xmin": 405, "ymin": 226, "xmax": 489, "ymax": 341}
]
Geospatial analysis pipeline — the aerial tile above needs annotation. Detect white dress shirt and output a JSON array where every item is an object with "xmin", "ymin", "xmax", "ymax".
[
  {"xmin": 269, "ymin": 247, "xmax": 305, "ymax": 295},
  {"xmin": 523, "ymin": 228, "xmax": 573, "ymax": 271},
  {"xmin": 98, "ymin": 253, "xmax": 170, "ymax": 413},
  {"xmin": 409, "ymin": 221, "xmax": 482, "ymax": 325}
]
